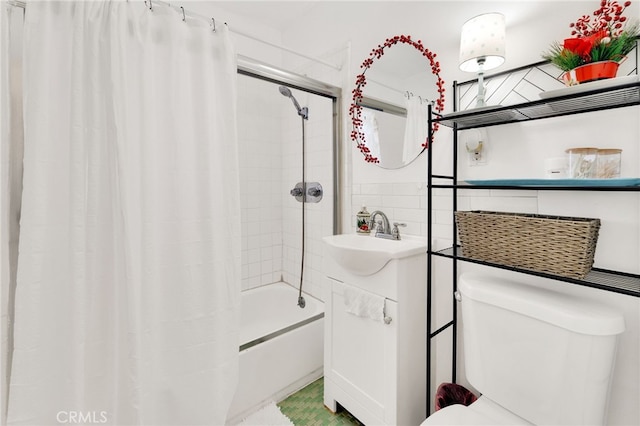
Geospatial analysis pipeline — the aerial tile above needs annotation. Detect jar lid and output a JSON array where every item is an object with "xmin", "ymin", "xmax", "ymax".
[
  {"xmin": 565, "ymin": 147, "xmax": 598, "ymax": 154},
  {"xmin": 597, "ymin": 149, "xmax": 622, "ymax": 154}
]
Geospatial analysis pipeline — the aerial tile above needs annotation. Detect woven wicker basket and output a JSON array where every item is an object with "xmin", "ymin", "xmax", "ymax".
[{"xmin": 455, "ymin": 211, "xmax": 601, "ymax": 279}]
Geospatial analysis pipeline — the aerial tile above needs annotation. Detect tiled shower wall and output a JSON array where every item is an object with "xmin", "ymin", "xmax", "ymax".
[
  {"xmin": 238, "ymin": 75, "xmax": 284, "ymax": 290},
  {"xmin": 237, "ymin": 74, "xmax": 334, "ymax": 301}
]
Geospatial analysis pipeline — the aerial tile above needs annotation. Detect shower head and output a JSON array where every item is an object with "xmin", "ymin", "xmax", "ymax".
[
  {"xmin": 279, "ymin": 86, "xmax": 292, "ymax": 97},
  {"xmin": 278, "ymin": 85, "xmax": 308, "ymax": 120}
]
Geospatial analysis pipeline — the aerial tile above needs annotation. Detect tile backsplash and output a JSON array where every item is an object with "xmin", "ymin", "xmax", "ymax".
[{"xmin": 351, "ymin": 182, "xmax": 427, "ymax": 237}]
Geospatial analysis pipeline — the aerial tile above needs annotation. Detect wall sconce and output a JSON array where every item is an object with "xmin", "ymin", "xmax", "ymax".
[
  {"xmin": 459, "ymin": 13, "xmax": 506, "ymax": 109},
  {"xmin": 462, "ymin": 129, "xmax": 488, "ymax": 166}
]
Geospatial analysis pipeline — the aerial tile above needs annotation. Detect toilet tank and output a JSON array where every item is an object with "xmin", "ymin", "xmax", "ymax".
[{"xmin": 459, "ymin": 273, "xmax": 625, "ymax": 426}]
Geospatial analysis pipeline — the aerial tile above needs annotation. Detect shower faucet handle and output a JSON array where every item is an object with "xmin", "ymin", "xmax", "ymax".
[
  {"xmin": 307, "ymin": 185, "xmax": 322, "ymax": 197},
  {"xmin": 290, "ymin": 186, "xmax": 304, "ymax": 197},
  {"xmin": 290, "ymin": 182, "xmax": 322, "ymax": 203}
]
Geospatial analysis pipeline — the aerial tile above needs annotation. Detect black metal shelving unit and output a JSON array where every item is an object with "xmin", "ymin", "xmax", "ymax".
[
  {"xmin": 437, "ymin": 80, "xmax": 640, "ymax": 129},
  {"xmin": 433, "ymin": 247, "xmax": 640, "ymax": 297},
  {"xmin": 425, "ymin": 76, "xmax": 640, "ymax": 413}
]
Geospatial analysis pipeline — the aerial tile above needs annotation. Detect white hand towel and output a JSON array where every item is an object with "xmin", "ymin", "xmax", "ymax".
[{"xmin": 343, "ymin": 286, "xmax": 385, "ymax": 322}]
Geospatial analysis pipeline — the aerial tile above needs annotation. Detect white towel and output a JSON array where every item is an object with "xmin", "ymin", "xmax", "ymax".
[
  {"xmin": 402, "ymin": 96, "xmax": 428, "ymax": 162},
  {"xmin": 343, "ymin": 286, "xmax": 385, "ymax": 322},
  {"xmin": 361, "ymin": 109, "xmax": 381, "ymax": 160},
  {"xmin": 239, "ymin": 402, "xmax": 294, "ymax": 426}
]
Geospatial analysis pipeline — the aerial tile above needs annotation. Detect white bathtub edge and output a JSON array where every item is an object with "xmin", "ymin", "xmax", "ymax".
[{"xmin": 226, "ymin": 305, "xmax": 324, "ymax": 424}]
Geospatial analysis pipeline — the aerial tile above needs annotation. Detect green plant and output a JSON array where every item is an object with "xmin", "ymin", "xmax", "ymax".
[{"xmin": 543, "ymin": 0, "xmax": 639, "ymax": 71}]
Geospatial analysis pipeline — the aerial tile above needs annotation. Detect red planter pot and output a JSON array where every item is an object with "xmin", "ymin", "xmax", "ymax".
[{"xmin": 561, "ymin": 60, "xmax": 622, "ymax": 85}]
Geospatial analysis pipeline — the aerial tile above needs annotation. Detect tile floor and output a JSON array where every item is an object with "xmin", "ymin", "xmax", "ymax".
[{"xmin": 277, "ymin": 377, "xmax": 363, "ymax": 426}]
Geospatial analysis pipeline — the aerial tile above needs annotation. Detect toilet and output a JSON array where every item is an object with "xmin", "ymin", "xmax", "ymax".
[{"xmin": 423, "ymin": 273, "xmax": 625, "ymax": 425}]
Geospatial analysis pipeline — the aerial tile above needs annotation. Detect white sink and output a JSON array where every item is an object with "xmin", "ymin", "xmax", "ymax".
[{"xmin": 323, "ymin": 234, "xmax": 426, "ymax": 276}]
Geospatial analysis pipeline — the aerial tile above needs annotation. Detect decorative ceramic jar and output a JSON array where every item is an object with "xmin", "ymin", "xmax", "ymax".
[{"xmin": 356, "ymin": 205, "xmax": 371, "ymax": 234}]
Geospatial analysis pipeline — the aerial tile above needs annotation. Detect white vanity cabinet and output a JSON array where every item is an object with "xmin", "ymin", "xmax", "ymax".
[
  {"xmin": 324, "ymin": 278, "xmax": 398, "ymax": 424},
  {"xmin": 322, "ymin": 235, "xmax": 427, "ymax": 426}
]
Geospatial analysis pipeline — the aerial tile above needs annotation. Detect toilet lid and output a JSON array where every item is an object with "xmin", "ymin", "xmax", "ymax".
[{"xmin": 421, "ymin": 397, "xmax": 532, "ymax": 426}]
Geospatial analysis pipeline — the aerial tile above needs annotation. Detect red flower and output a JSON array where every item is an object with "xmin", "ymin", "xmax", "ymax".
[
  {"xmin": 563, "ymin": 37, "xmax": 593, "ymax": 57},
  {"xmin": 563, "ymin": 29, "xmax": 609, "ymax": 59}
]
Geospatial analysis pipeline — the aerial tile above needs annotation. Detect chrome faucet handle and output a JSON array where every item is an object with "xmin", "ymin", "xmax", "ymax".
[
  {"xmin": 307, "ymin": 186, "xmax": 322, "ymax": 197},
  {"xmin": 391, "ymin": 222, "xmax": 407, "ymax": 240}
]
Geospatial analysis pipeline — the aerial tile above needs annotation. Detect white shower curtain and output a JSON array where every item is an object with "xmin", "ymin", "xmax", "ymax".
[
  {"xmin": 6, "ymin": 2, "xmax": 240, "ymax": 425},
  {"xmin": 1, "ymin": 2, "xmax": 25, "ymax": 423}
]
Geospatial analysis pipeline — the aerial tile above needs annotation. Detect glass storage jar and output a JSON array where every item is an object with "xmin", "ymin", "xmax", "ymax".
[
  {"xmin": 596, "ymin": 149, "xmax": 622, "ymax": 179},
  {"xmin": 566, "ymin": 147, "xmax": 598, "ymax": 179}
]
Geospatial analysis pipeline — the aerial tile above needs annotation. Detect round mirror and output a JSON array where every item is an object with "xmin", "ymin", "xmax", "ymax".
[{"xmin": 350, "ymin": 35, "xmax": 445, "ymax": 168}]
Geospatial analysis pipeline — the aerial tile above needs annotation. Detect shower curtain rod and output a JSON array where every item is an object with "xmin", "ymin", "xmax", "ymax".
[{"xmin": 8, "ymin": 0, "xmax": 342, "ymax": 71}]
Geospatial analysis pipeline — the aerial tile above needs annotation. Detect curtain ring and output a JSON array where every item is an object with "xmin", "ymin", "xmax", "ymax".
[
  {"xmin": 211, "ymin": 17, "xmax": 216, "ymax": 32},
  {"xmin": 146, "ymin": 0, "xmax": 152, "ymax": 11},
  {"xmin": 181, "ymin": 6, "xmax": 186, "ymax": 22}
]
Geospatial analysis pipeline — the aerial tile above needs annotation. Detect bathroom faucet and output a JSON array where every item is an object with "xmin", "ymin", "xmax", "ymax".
[
  {"xmin": 369, "ymin": 210, "xmax": 390, "ymax": 237},
  {"xmin": 369, "ymin": 211, "xmax": 406, "ymax": 240}
]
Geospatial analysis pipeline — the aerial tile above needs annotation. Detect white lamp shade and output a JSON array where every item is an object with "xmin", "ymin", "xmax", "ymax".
[{"xmin": 459, "ymin": 12, "xmax": 506, "ymax": 72}]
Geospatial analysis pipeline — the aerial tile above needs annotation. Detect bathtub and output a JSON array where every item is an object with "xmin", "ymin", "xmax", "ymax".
[{"xmin": 226, "ymin": 282, "xmax": 324, "ymax": 424}]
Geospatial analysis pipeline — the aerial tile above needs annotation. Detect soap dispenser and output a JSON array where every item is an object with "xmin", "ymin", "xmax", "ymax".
[{"xmin": 356, "ymin": 205, "xmax": 371, "ymax": 234}]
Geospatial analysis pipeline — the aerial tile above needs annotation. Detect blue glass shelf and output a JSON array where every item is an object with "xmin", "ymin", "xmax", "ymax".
[{"xmin": 464, "ymin": 178, "xmax": 640, "ymax": 187}]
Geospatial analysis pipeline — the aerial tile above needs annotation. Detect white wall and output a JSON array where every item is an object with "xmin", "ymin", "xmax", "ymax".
[{"xmin": 274, "ymin": 1, "xmax": 639, "ymax": 424}]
